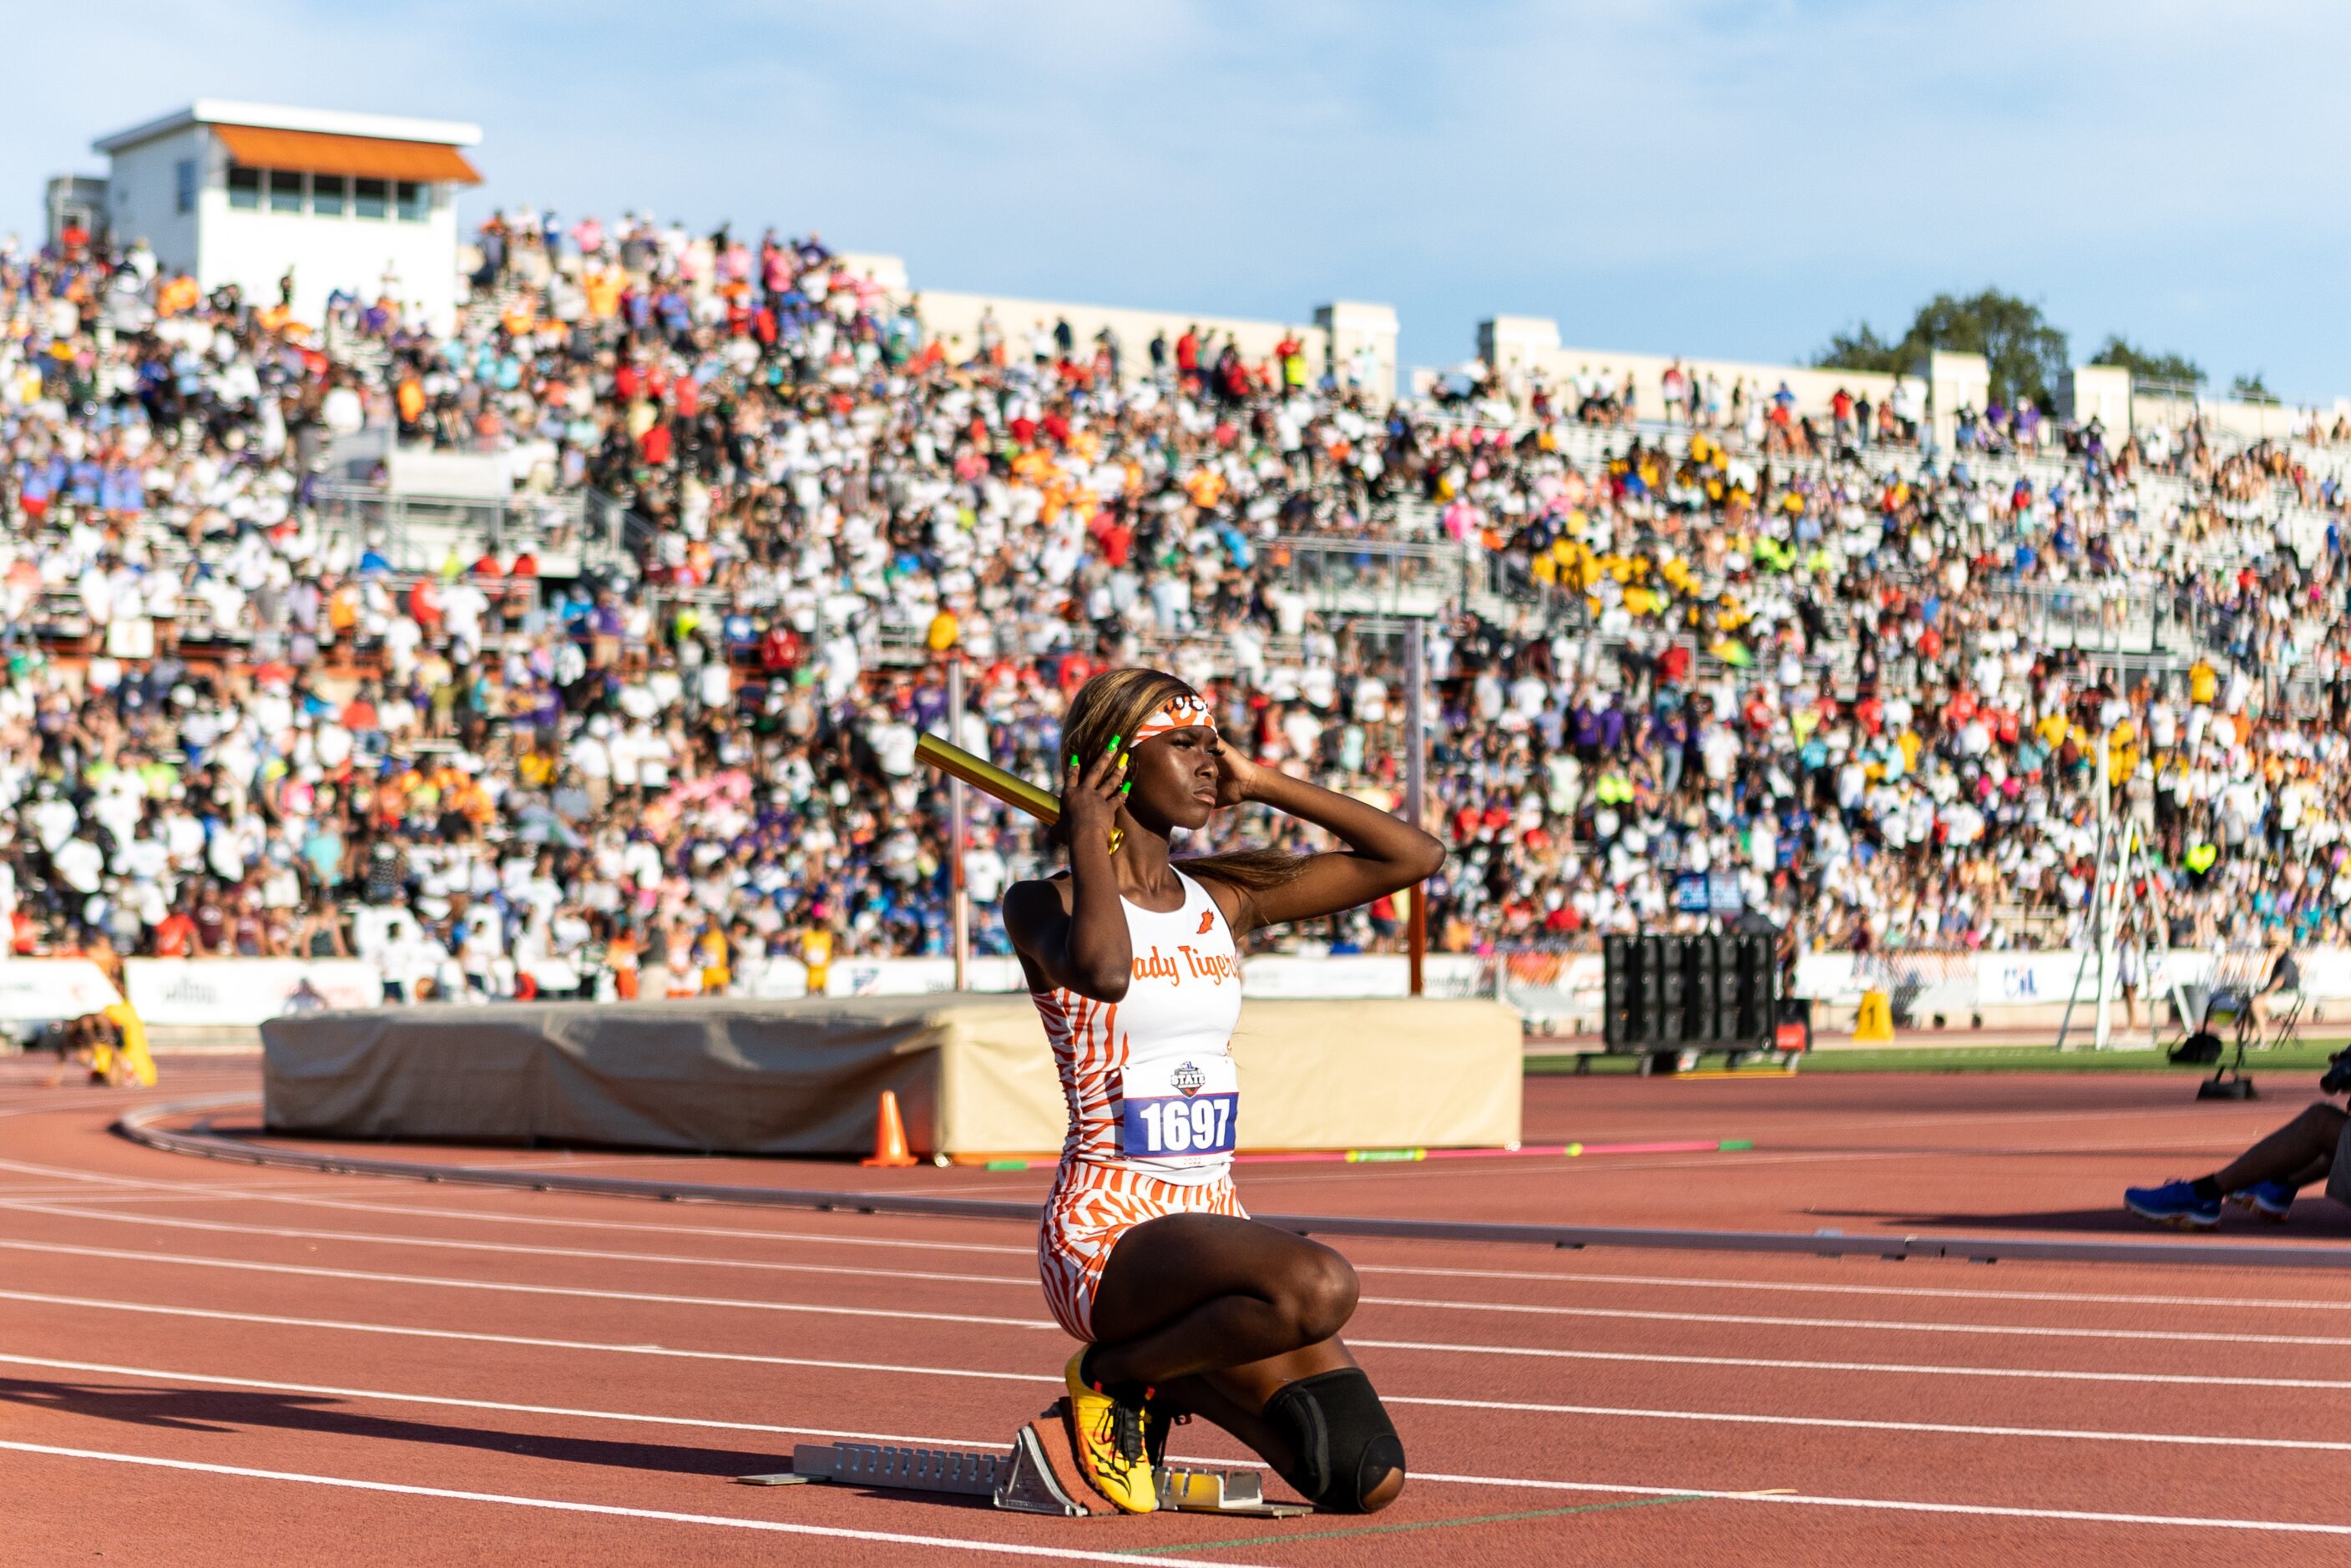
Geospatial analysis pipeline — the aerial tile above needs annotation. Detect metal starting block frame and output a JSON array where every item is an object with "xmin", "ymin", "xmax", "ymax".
[{"xmin": 737, "ymin": 1400, "xmax": 1307, "ymax": 1519}]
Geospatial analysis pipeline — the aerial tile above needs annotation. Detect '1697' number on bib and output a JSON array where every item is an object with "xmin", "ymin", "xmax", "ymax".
[{"xmin": 1119, "ymin": 1056, "xmax": 1239, "ymax": 1161}]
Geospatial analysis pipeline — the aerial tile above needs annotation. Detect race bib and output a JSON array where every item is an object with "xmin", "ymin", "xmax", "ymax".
[{"xmin": 1119, "ymin": 1055, "xmax": 1239, "ymax": 1161}]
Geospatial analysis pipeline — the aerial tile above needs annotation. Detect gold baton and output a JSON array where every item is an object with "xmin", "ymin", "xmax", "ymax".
[{"xmin": 916, "ymin": 733, "xmax": 1124, "ymax": 853}]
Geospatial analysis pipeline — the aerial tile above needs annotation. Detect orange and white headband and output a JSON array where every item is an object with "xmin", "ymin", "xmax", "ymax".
[{"xmin": 1134, "ymin": 692, "xmax": 1218, "ymax": 745}]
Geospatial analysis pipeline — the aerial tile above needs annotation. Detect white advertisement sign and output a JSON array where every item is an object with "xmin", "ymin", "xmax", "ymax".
[
  {"xmin": 826, "ymin": 957, "xmax": 1026, "ymax": 997},
  {"xmin": 820, "ymin": 953, "xmax": 1497, "ymax": 1000},
  {"xmin": 125, "ymin": 959, "xmax": 385, "ymax": 1026},
  {"xmin": 0, "ymin": 959, "xmax": 124, "ymax": 1021},
  {"xmin": 1797, "ymin": 947, "xmax": 2351, "ymax": 1009}
]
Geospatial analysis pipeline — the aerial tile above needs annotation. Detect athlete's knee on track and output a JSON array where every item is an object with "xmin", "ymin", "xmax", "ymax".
[
  {"xmin": 1279, "ymin": 1249, "xmax": 1359, "ymax": 1344},
  {"xmin": 1358, "ymin": 1462, "xmax": 1405, "ymax": 1512},
  {"xmin": 1265, "ymin": 1367, "xmax": 1405, "ymax": 1514}
]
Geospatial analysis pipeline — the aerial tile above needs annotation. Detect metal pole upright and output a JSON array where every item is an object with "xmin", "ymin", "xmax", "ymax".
[
  {"xmin": 1405, "ymin": 620, "xmax": 1428, "ymax": 996},
  {"xmin": 948, "ymin": 655, "xmax": 969, "ymax": 991}
]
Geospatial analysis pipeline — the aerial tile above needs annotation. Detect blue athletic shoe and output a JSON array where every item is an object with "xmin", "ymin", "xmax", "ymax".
[
  {"xmin": 2229, "ymin": 1180, "xmax": 2297, "ymax": 1222},
  {"xmin": 2124, "ymin": 1179, "xmax": 2221, "ymax": 1230}
]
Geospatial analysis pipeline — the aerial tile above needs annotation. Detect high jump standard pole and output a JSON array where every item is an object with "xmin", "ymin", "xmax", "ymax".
[
  {"xmin": 948, "ymin": 655, "xmax": 969, "ymax": 991},
  {"xmin": 1405, "ymin": 619, "xmax": 1428, "ymax": 997}
]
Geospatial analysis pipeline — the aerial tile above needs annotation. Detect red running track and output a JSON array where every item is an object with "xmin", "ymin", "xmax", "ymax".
[{"xmin": 7, "ymin": 1059, "xmax": 2351, "ymax": 1565}]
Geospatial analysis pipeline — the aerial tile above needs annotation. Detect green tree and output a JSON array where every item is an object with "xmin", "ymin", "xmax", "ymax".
[
  {"xmin": 2229, "ymin": 372, "xmax": 2278, "ymax": 404},
  {"xmin": 2087, "ymin": 336, "xmax": 2203, "ymax": 392},
  {"xmin": 1811, "ymin": 321, "xmax": 1905, "ymax": 377},
  {"xmin": 1813, "ymin": 289, "xmax": 2070, "ymax": 407}
]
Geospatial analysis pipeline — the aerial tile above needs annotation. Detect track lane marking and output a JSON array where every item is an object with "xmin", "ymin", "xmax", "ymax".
[
  {"xmin": 0, "ymin": 1439, "xmax": 1273, "ymax": 1566},
  {"xmin": 4, "ymin": 1436, "xmax": 2348, "ymax": 1540},
  {"xmin": 0, "ymin": 1161, "xmax": 1044, "ymax": 1252},
  {"xmin": 9, "ymin": 1350, "xmax": 2349, "ymax": 1457},
  {"xmin": 1412, "ymin": 1469, "xmax": 2351, "ymax": 1535},
  {"xmin": 28, "ymin": 1203, "xmax": 2351, "ymax": 1335},
  {"xmin": 23, "ymin": 1287, "xmax": 2351, "ymax": 1401},
  {"xmin": 1350, "ymin": 1260, "xmax": 2351, "ymax": 1312},
  {"xmin": 17, "ymin": 1235, "xmax": 2351, "ymax": 1348},
  {"xmin": 99, "ymin": 1187, "xmax": 2351, "ymax": 1313},
  {"xmin": 0, "ymin": 1237, "xmax": 1055, "ymax": 1328},
  {"xmin": 115, "ymin": 1187, "xmax": 1044, "ymax": 1252},
  {"xmin": 1378, "ymin": 1393, "xmax": 2351, "ymax": 1451},
  {"xmin": 0, "ymin": 1288, "xmax": 1054, "ymax": 1381},
  {"xmin": 30, "ymin": 1149, "xmax": 2351, "ymax": 1317},
  {"xmin": 0, "ymin": 1352, "xmax": 1012, "ymax": 1448},
  {"xmin": 0, "ymin": 1200, "xmax": 1034, "ymax": 1288}
]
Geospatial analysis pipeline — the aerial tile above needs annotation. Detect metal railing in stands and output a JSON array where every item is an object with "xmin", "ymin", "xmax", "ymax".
[
  {"xmin": 1267, "ymin": 531, "xmax": 1464, "ymax": 617},
  {"xmin": 309, "ymin": 483, "xmax": 651, "ymax": 574}
]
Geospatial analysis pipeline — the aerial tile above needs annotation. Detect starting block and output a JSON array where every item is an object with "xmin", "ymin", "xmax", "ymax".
[{"xmin": 737, "ymin": 1399, "xmax": 1307, "ymax": 1519}]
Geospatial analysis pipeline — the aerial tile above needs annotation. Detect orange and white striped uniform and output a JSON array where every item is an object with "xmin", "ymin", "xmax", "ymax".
[{"xmin": 1035, "ymin": 869, "xmax": 1246, "ymax": 1339}]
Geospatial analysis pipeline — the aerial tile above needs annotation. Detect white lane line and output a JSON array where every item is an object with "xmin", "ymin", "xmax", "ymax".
[
  {"xmin": 10, "ymin": 1350, "xmax": 2344, "ymax": 1459},
  {"xmin": 129, "ymin": 1187, "xmax": 1039, "ymax": 1254},
  {"xmin": 0, "ymin": 1186, "xmax": 366, "ymax": 1204},
  {"xmin": 26, "ymin": 1122, "xmax": 2351, "ymax": 1319},
  {"xmin": 0, "ymin": 1201, "xmax": 1032, "ymax": 1289},
  {"xmin": 13, "ymin": 1285, "xmax": 2351, "ymax": 1394},
  {"xmin": 120, "ymin": 1187, "xmax": 2351, "ymax": 1314},
  {"xmin": 0, "ymin": 1158, "xmax": 1042, "ymax": 1252},
  {"xmin": 0, "ymin": 1096, "xmax": 163, "ymax": 1124},
  {"xmin": 0, "ymin": 1289, "xmax": 1054, "ymax": 1383},
  {"xmin": 6, "ymin": 1435, "xmax": 2348, "ymax": 1541},
  {"xmin": 1413, "ymin": 1469, "xmax": 2351, "ymax": 1536},
  {"xmin": 0, "ymin": 1238, "xmax": 1055, "ymax": 1330},
  {"xmin": 0, "ymin": 1352, "xmax": 1010, "ymax": 1449},
  {"xmin": 24, "ymin": 1199, "xmax": 2351, "ymax": 1333},
  {"xmin": 1352, "ymin": 1298, "xmax": 2351, "ymax": 1346},
  {"xmin": 1379, "ymin": 1393, "xmax": 2351, "ymax": 1452},
  {"xmin": 0, "ymin": 1155, "xmax": 300, "ymax": 1191},
  {"xmin": 27, "ymin": 1135, "xmax": 2351, "ymax": 1314},
  {"xmin": 1351, "ymin": 1261, "xmax": 2351, "ymax": 1313},
  {"xmin": 1715, "ymin": 1103, "xmax": 2281, "ymax": 1136},
  {"xmin": 20, "ymin": 1232, "xmax": 2351, "ymax": 1349},
  {"xmin": 0, "ymin": 1440, "xmax": 1272, "ymax": 1566}
]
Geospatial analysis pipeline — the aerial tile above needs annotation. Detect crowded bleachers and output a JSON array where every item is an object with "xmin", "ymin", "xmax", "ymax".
[{"xmin": 5, "ymin": 210, "xmax": 2351, "ymax": 1006}]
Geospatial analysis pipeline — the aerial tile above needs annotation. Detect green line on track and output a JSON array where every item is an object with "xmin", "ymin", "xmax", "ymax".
[{"xmin": 1114, "ymin": 1492, "xmax": 1715, "ymax": 1555}]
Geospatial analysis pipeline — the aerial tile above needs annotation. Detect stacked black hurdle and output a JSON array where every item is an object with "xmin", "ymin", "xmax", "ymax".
[{"xmin": 1602, "ymin": 932, "xmax": 1785, "ymax": 1075}]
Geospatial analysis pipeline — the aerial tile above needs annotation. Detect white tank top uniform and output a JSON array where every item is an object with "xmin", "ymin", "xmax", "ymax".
[
  {"xmin": 1033, "ymin": 868, "xmax": 1251, "ymax": 1338},
  {"xmin": 1039, "ymin": 871, "xmax": 1244, "ymax": 1181}
]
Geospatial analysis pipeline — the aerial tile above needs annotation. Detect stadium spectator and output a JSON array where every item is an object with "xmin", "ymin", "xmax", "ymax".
[{"xmin": 2, "ymin": 212, "xmax": 2349, "ymax": 1019}]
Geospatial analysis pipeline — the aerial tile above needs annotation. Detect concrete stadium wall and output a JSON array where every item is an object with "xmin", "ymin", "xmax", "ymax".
[
  {"xmin": 835, "ymin": 252, "xmax": 1396, "ymax": 402},
  {"xmin": 908, "ymin": 286, "xmax": 1397, "ymax": 404},
  {"xmin": 2134, "ymin": 390, "xmax": 2351, "ymax": 443},
  {"xmin": 1476, "ymin": 315, "xmax": 1919, "ymax": 428}
]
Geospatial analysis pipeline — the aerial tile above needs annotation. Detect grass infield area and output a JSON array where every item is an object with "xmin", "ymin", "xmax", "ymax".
[{"xmin": 1526, "ymin": 1041, "xmax": 2349, "ymax": 1075}]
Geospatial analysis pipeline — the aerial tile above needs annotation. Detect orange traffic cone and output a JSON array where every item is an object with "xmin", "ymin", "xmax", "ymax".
[{"xmin": 862, "ymin": 1089, "xmax": 918, "ymax": 1167}]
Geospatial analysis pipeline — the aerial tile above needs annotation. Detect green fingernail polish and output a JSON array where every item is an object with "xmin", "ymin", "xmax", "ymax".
[
  {"xmin": 1106, "ymin": 735, "xmax": 1121, "ymax": 751},
  {"xmin": 1068, "ymin": 754, "xmax": 1077, "ymax": 768},
  {"xmin": 1121, "ymin": 781, "xmax": 1132, "ymax": 794}
]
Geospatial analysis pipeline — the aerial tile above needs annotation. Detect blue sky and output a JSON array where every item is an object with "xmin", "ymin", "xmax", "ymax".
[{"xmin": 11, "ymin": 1, "xmax": 2348, "ymax": 401}]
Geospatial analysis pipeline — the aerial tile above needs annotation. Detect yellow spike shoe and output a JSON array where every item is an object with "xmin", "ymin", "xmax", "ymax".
[{"xmin": 1063, "ymin": 1350, "xmax": 1158, "ymax": 1513}]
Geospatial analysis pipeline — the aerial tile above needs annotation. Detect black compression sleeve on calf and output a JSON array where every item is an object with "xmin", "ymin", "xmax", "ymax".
[{"xmin": 1264, "ymin": 1368, "xmax": 1406, "ymax": 1512}]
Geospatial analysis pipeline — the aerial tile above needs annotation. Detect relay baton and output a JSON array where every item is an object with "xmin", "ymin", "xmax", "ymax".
[{"xmin": 915, "ymin": 733, "xmax": 1122, "ymax": 852}]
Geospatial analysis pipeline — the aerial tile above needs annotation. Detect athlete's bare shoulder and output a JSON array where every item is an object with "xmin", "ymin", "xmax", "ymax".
[{"xmin": 1176, "ymin": 870, "xmax": 1251, "ymax": 937}]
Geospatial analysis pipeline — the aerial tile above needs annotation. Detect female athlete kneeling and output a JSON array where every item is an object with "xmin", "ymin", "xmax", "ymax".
[{"xmin": 1004, "ymin": 668, "xmax": 1444, "ymax": 1515}]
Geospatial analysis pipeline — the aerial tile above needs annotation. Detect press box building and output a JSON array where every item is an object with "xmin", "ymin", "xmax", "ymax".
[{"xmin": 92, "ymin": 101, "xmax": 483, "ymax": 332}]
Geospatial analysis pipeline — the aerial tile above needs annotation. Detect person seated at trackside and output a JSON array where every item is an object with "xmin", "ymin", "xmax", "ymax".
[{"xmin": 2251, "ymin": 938, "xmax": 2301, "ymax": 1032}]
